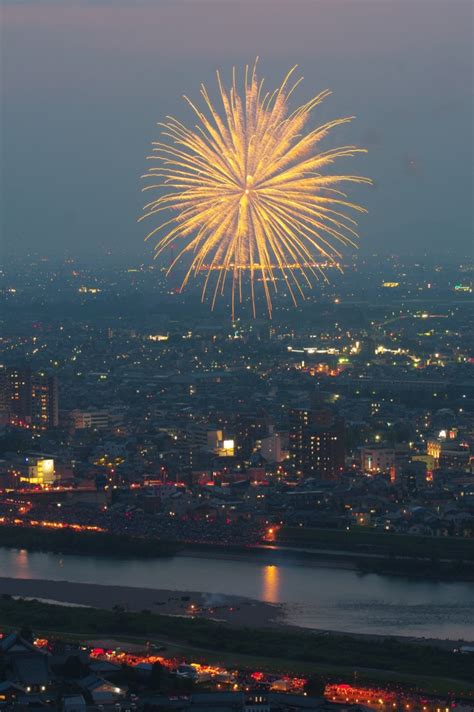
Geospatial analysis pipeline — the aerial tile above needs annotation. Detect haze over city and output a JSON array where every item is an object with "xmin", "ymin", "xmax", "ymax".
[
  {"xmin": 1, "ymin": 0, "xmax": 472, "ymax": 260},
  {"xmin": 0, "ymin": 2, "xmax": 473, "ymax": 711}
]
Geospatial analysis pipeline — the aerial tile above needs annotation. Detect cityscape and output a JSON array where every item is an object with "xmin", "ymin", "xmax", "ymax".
[
  {"xmin": 1, "ymin": 0, "xmax": 473, "ymax": 711},
  {"xmin": 0, "ymin": 251, "xmax": 473, "ymax": 709}
]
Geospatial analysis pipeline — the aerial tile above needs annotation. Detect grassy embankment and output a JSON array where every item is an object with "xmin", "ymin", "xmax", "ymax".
[
  {"xmin": 277, "ymin": 526, "xmax": 474, "ymax": 559},
  {"xmin": 0, "ymin": 525, "xmax": 179, "ymax": 558},
  {"xmin": 275, "ymin": 527, "xmax": 474, "ymax": 579}
]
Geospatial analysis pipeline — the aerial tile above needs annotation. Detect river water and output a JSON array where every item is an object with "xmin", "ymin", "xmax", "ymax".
[{"xmin": 1, "ymin": 547, "xmax": 473, "ymax": 640}]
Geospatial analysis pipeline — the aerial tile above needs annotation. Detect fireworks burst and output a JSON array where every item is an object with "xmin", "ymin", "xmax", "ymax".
[{"xmin": 140, "ymin": 62, "xmax": 371, "ymax": 317}]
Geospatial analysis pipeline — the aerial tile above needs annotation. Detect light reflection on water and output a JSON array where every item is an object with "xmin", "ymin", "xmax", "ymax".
[
  {"xmin": 262, "ymin": 564, "xmax": 280, "ymax": 603},
  {"xmin": 1, "ymin": 547, "xmax": 473, "ymax": 639}
]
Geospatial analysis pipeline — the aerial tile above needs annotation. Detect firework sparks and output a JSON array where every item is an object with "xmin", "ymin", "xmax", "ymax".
[{"xmin": 140, "ymin": 62, "xmax": 370, "ymax": 317}]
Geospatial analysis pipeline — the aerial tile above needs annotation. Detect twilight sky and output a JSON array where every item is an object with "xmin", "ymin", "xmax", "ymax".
[{"xmin": 1, "ymin": 0, "xmax": 472, "ymax": 261}]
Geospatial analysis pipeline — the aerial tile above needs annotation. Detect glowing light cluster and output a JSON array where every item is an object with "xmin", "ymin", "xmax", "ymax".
[{"xmin": 141, "ymin": 62, "xmax": 370, "ymax": 317}]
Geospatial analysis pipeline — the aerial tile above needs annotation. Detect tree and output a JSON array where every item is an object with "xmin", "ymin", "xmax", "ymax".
[
  {"xmin": 20, "ymin": 626, "xmax": 33, "ymax": 643},
  {"xmin": 0, "ymin": 651, "xmax": 6, "ymax": 682},
  {"xmin": 149, "ymin": 661, "xmax": 166, "ymax": 690},
  {"xmin": 61, "ymin": 655, "xmax": 89, "ymax": 679},
  {"xmin": 303, "ymin": 674, "xmax": 326, "ymax": 697}
]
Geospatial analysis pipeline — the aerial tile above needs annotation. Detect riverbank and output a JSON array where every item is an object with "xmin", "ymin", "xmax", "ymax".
[
  {"xmin": 1, "ymin": 576, "xmax": 473, "ymax": 651},
  {"xmin": 2, "ymin": 545, "xmax": 473, "ymax": 640},
  {"xmin": 277, "ymin": 526, "xmax": 474, "ymax": 563},
  {"xmin": 2, "ymin": 523, "xmax": 474, "ymax": 582},
  {"xmin": 0, "ymin": 576, "xmax": 282, "ymax": 628},
  {"xmin": 181, "ymin": 542, "xmax": 357, "ymax": 569},
  {"xmin": 180, "ymin": 542, "xmax": 474, "ymax": 582},
  {"xmin": 0, "ymin": 524, "xmax": 180, "ymax": 558}
]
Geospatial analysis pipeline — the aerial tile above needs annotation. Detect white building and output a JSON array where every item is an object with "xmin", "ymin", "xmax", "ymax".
[
  {"xmin": 71, "ymin": 409, "xmax": 110, "ymax": 430},
  {"xmin": 260, "ymin": 433, "xmax": 282, "ymax": 463},
  {"xmin": 362, "ymin": 447, "xmax": 395, "ymax": 474}
]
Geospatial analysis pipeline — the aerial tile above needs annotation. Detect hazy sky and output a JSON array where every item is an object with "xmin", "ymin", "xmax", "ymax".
[{"xmin": 1, "ymin": 0, "xmax": 472, "ymax": 260}]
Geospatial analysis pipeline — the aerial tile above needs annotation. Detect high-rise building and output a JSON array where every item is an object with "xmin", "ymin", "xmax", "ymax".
[
  {"xmin": 0, "ymin": 367, "xmax": 10, "ymax": 423},
  {"xmin": 3, "ymin": 367, "xmax": 59, "ymax": 429},
  {"xmin": 288, "ymin": 407, "xmax": 312, "ymax": 475},
  {"xmin": 289, "ymin": 407, "xmax": 345, "ymax": 479},
  {"xmin": 234, "ymin": 412, "xmax": 270, "ymax": 459},
  {"xmin": 32, "ymin": 373, "xmax": 59, "ymax": 428},
  {"xmin": 6, "ymin": 367, "xmax": 31, "ymax": 420}
]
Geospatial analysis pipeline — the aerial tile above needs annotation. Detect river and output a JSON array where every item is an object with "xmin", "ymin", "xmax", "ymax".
[{"xmin": 1, "ymin": 547, "xmax": 473, "ymax": 640}]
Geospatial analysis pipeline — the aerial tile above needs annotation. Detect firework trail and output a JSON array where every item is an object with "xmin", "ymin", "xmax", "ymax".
[{"xmin": 140, "ymin": 61, "xmax": 370, "ymax": 317}]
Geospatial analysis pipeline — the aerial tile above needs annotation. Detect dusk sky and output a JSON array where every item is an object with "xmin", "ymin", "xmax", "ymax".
[{"xmin": 1, "ymin": 0, "xmax": 472, "ymax": 260}]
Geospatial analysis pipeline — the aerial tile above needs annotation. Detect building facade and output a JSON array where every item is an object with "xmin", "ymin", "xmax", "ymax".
[
  {"xmin": 3, "ymin": 367, "xmax": 58, "ymax": 429},
  {"xmin": 289, "ymin": 408, "xmax": 345, "ymax": 479}
]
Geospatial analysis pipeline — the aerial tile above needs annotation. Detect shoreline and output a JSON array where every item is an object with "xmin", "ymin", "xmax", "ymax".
[
  {"xmin": 179, "ymin": 543, "xmax": 474, "ymax": 581},
  {"xmin": 1, "ymin": 576, "xmax": 473, "ymax": 650},
  {"xmin": 180, "ymin": 544, "xmax": 358, "ymax": 569},
  {"xmin": 0, "ymin": 576, "xmax": 283, "ymax": 629},
  {"xmin": 1, "ymin": 527, "xmax": 472, "ymax": 582}
]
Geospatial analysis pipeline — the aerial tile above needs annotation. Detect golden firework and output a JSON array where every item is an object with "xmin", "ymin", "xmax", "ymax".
[{"xmin": 140, "ymin": 62, "xmax": 370, "ymax": 317}]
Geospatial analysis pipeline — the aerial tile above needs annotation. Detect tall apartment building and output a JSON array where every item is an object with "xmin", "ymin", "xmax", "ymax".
[
  {"xmin": 2, "ymin": 367, "xmax": 59, "ymax": 429},
  {"xmin": 289, "ymin": 407, "xmax": 345, "ymax": 480}
]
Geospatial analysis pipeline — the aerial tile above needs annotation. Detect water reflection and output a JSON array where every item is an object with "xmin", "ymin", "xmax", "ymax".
[
  {"xmin": 15, "ymin": 549, "xmax": 29, "ymax": 576},
  {"xmin": 1, "ymin": 548, "xmax": 473, "ymax": 639},
  {"xmin": 262, "ymin": 564, "xmax": 280, "ymax": 602}
]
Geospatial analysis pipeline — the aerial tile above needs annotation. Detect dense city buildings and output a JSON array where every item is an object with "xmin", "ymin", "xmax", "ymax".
[{"xmin": 0, "ymin": 253, "xmax": 471, "ymax": 541}]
